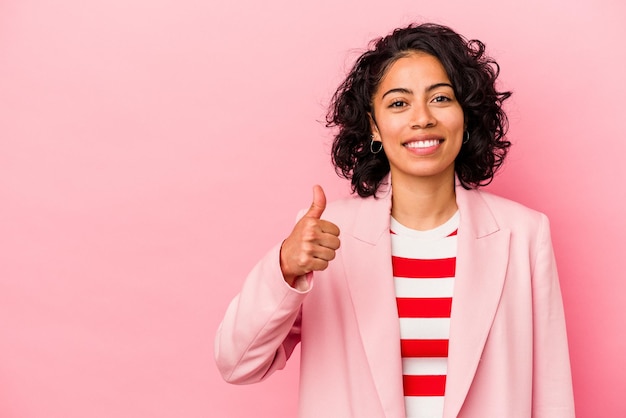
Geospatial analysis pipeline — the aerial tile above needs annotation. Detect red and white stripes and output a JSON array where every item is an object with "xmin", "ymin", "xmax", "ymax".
[{"xmin": 391, "ymin": 213, "xmax": 458, "ymax": 418}]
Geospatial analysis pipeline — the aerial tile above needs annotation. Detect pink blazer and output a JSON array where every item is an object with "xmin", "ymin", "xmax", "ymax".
[{"xmin": 215, "ymin": 181, "xmax": 575, "ymax": 417}]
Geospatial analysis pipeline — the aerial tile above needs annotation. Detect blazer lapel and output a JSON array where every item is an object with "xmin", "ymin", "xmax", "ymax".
[
  {"xmin": 340, "ymin": 181, "xmax": 406, "ymax": 416},
  {"xmin": 443, "ymin": 185, "xmax": 511, "ymax": 418}
]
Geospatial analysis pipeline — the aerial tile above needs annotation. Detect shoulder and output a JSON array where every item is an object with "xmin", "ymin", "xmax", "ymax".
[
  {"xmin": 296, "ymin": 194, "xmax": 365, "ymax": 218},
  {"xmin": 321, "ymin": 194, "xmax": 374, "ymax": 226},
  {"xmin": 463, "ymin": 187, "xmax": 550, "ymax": 233},
  {"xmin": 479, "ymin": 189, "xmax": 543, "ymax": 218},
  {"xmin": 325, "ymin": 194, "xmax": 368, "ymax": 213}
]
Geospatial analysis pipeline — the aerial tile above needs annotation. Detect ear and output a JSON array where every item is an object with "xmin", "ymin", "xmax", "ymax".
[{"xmin": 368, "ymin": 112, "xmax": 380, "ymax": 139}]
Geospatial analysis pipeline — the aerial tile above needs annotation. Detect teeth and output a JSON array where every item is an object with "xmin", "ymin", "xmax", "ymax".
[{"xmin": 405, "ymin": 139, "xmax": 440, "ymax": 148}]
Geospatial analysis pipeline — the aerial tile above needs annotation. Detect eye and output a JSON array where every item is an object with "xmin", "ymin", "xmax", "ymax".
[
  {"xmin": 389, "ymin": 99, "xmax": 407, "ymax": 108},
  {"xmin": 432, "ymin": 95, "xmax": 452, "ymax": 103}
]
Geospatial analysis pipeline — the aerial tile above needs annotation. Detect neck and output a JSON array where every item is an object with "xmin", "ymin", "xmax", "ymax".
[{"xmin": 390, "ymin": 171, "xmax": 458, "ymax": 231}]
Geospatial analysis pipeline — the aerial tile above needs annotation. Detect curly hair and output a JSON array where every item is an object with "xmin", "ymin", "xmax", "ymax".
[{"xmin": 327, "ymin": 23, "xmax": 512, "ymax": 197}]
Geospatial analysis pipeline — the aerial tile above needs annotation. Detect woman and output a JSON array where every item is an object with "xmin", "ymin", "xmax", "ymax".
[{"xmin": 215, "ymin": 23, "xmax": 574, "ymax": 418}]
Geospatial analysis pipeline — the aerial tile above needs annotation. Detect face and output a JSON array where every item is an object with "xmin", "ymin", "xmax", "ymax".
[{"xmin": 370, "ymin": 52, "xmax": 464, "ymax": 187}]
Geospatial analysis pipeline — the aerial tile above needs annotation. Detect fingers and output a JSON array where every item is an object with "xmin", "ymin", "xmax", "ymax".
[
  {"xmin": 311, "ymin": 225, "xmax": 340, "ymax": 250},
  {"xmin": 318, "ymin": 219, "xmax": 340, "ymax": 238},
  {"xmin": 292, "ymin": 241, "xmax": 337, "ymax": 272},
  {"xmin": 311, "ymin": 245, "xmax": 337, "ymax": 263},
  {"xmin": 298, "ymin": 217, "xmax": 340, "ymax": 249}
]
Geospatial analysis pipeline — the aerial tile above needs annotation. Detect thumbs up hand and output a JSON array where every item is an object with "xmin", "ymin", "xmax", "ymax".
[{"xmin": 280, "ymin": 185, "xmax": 341, "ymax": 287}]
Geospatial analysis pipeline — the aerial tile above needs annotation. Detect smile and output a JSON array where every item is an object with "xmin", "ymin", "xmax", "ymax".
[{"xmin": 404, "ymin": 139, "xmax": 443, "ymax": 148}]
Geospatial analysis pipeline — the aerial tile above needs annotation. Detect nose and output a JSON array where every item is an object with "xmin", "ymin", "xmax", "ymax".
[{"xmin": 410, "ymin": 103, "xmax": 436, "ymax": 129}]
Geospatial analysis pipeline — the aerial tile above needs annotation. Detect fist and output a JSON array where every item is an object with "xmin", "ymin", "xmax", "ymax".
[{"xmin": 280, "ymin": 185, "xmax": 341, "ymax": 287}]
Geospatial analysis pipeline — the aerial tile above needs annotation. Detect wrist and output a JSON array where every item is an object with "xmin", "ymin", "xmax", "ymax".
[{"xmin": 279, "ymin": 240, "xmax": 297, "ymax": 287}]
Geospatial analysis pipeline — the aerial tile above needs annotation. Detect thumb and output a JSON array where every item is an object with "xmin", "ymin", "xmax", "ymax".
[{"xmin": 305, "ymin": 185, "xmax": 326, "ymax": 219}]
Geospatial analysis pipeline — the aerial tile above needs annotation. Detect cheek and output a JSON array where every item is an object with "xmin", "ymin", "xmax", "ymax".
[
  {"xmin": 443, "ymin": 113, "xmax": 465, "ymax": 135},
  {"xmin": 455, "ymin": 110, "xmax": 466, "ymax": 131},
  {"xmin": 378, "ymin": 117, "xmax": 407, "ymax": 139}
]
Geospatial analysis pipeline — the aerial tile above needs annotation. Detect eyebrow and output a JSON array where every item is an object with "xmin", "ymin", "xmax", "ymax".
[{"xmin": 381, "ymin": 82, "xmax": 454, "ymax": 99}]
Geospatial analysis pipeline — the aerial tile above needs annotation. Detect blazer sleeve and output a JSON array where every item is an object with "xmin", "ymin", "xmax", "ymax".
[
  {"xmin": 214, "ymin": 243, "xmax": 311, "ymax": 384},
  {"xmin": 531, "ymin": 215, "xmax": 576, "ymax": 417}
]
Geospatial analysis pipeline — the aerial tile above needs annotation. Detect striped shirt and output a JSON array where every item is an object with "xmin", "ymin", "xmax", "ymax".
[{"xmin": 390, "ymin": 212, "xmax": 459, "ymax": 418}]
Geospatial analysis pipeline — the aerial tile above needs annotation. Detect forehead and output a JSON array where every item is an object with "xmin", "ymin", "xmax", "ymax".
[{"xmin": 378, "ymin": 52, "xmax": 451, "ymax": 89}]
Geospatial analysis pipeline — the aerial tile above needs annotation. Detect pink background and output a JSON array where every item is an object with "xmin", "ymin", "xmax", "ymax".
[{"xmin": 1, "ymin": 0, "xmax": 624, "ymax": 417}]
